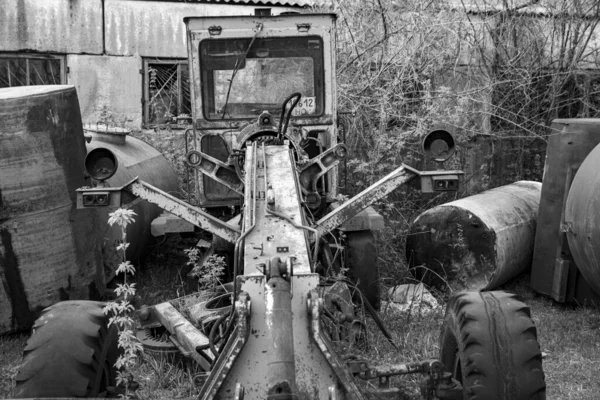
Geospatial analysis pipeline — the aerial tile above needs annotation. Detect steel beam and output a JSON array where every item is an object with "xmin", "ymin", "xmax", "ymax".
[
  {"xmin": 125, "ymin": 179, "xmax": 240, "ymax": 243},
  {"xmin": 315, "ymin": 165, "xmax": 418, "ymax": 237},
  {"xmin": 152, "ymin": 302, "xmax": 214, "ymax": 371}
]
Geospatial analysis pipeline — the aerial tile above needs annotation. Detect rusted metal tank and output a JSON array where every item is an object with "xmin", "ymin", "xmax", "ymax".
[
  {"xmin": 564, "ymin": 141, "xmax": 600, "ymax": 296},
  {"xmin": 406, "ymin": 181, "xmax": 542, "ymax": 291},
  {"xmin": 0, "ymin": 85, "xmax": 104, "ymax": 334},
  {"xmin": 84, "ymin": 125, "xmax": 179, "ymax": 275},
  {"xmin": 531, "ymin": 119, "xmax": 600, "ymax": 304}
]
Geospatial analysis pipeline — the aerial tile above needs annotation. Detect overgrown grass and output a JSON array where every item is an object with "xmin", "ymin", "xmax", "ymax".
[
  {"xmin": 1, "ymin": 238, "xmax": 599, "ymax": 399},
  {"xmin": 506, "ymin": 276, "xmax": 600, "ymax": 400},
  {"xmin": 0, "ymin": 333, "xmax": 27, "ymax": 399}
]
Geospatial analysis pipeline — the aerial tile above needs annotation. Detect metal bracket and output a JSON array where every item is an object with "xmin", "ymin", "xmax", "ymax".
[
  {"xmin": 186, "ymin": 149, "xmax": 244, "ymax": 195},
  {"xmin": 403, "ymin": 165, "xmax": 463, "ymax": 194},
  {"xmin": 298, "ymin": 143, "xmax": 348, "ymax": 194}
]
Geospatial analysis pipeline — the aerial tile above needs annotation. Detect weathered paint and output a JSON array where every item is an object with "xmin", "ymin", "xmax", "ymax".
[
  {"xmin": 242, "ymin": 145, "xmax": 312, "ymax": 275},
  {"xmin": 0, "ymin": 0, "xmax": 103, "ymax": 54},
  {"xmin": 316, "ymin": 165, "xmax": 418, "ymax": 237},
  {"xmin": 307, "ymin": 293, "xmax": 366, "ymax": 400},
  {"xmin": 186, "ymin": 14, "xmax": 338, "ymax": 129},
  {"xmin": 0, "ymin": 85, "xmax": 103, "ymax": 334},
  {"xmin": 85, "ymin": 127, "xmax": 180, "ymax": 271},
  {"xmin": 218, "ymin": 275, "xmax": 339, "ymax": 399},
  {"xmin": 126, "ymin": 180, "xmax": 241, "ymax": 243},
  {"xmin": 407, "ymin": 181, "xmax": 542, "ymax": 291},
  {"xmin": 531, "ymin": 119, "xmax": 600, "ymax": 302},
  {"xmin": 67, "ymin": 54, "xmax": 143, "ymax": 126},
  {"xmin": 565, "ymin": 141, "xmax": 600, "ymax": 295},
  {"xmin": 265, "ymin": 267, "xmax": 297, "ymax": 397},
  {"xmin": 104, "ymin": 0, "xmax": 299, "ymax": 57},
  {"xmin": 152, "ymin": 301, "xmax": 214, "ymax": 370}
]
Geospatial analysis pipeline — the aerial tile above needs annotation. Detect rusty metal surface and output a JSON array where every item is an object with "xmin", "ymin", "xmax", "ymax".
[
  {"xmin": 0, "ymin": 85, "xmax": 103, "ymax": 334},
  {"xmin": 218, "ymin": 274, "xmax": 338, "ymax": 399},
  {"xmin": 0, "ymin": 0, "xmax": 103, "ymax": 54},
  {"xmin": 186, "ymin": 14, "xmax": 338, "ymax": 129},
  {"xmin": 407, "ymin": 181, "xmax": 541, "ymax": 291},
  {"xmin": 185, "ymin": 14, "xmax": 341, "ymax": 206},
  {"xmin": 125, "ymin": 180, "xmax": 241, "ymax": 243},
  {"xmin": 199, "ymin": 292, "xmax": 252, "ymax": 400},
  {"xmin": 308, "ymin": 292, "xmax": 367, "ymax": 400},
  {"xmin": 316, "ymin": 165, "xmax": 418, "ymax": 237},
  {"xmin": 242, "ymin": 145, "xmax": 312, "ymax": 275},
  {"xmin": 565, "ymin": 141, "xmax": 600, "ymax": 295},
  {"xmin": 186, "ymin": 149, "xmax": 244, "ymax": 195},
  {"xmin": 265, "ymin": 259, "xmax": 297, "ymax": 397},
  {"xmin": 153, "ymin": 301, "xmax": 214, "ymax": 370},
  {"xmin": 86, "ymin": 128, "xmax": 179, "ymax": 275},
  {"xmin": 531, "ymin": 119, "xmax": 600, "ymax": 301}
]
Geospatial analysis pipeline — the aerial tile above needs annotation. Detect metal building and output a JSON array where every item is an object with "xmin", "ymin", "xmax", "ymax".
[{"xmin": 0, "ymin": 0, "xmax": 328, "ymax": 129}]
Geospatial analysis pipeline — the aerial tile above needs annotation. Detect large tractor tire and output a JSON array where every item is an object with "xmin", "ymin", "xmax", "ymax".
[
  {"xmin": 345, "ymin": 230, "xmax": 381, "ymax": 310},
  {"xmin": 439, "ymin": 291, "xmax": 546, "ymax": 400},
  {"xmin": 14, "ymin": 301, "xmax": 119, "ymax": 398}
]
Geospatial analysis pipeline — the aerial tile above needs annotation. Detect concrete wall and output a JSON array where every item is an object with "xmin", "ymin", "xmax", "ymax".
[
  {"xmin": 68, "ymin": 54, "xmax": 143, "ymax": 126},
  {"xmin": 0, "ymin": 0, "xmax": 103, "ymax": 54}
]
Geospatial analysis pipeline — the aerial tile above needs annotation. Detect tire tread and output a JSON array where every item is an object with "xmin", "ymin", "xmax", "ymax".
[
  {"xmin": 440, "ymin": 291, "xmax": 546, "ymax": 400},
  {"xmin": 14, "ymin": 301, "xmax": 118, "ymax": 398}
]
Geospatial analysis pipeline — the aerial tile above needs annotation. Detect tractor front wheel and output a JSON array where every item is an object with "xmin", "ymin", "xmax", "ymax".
[
  {"xmin": 14, "ymin": 301, "xmax": 119, "ymax": 398},
  {"xmin": 439, "ymin": 291, "xmax": 546, "ymax": 400}
]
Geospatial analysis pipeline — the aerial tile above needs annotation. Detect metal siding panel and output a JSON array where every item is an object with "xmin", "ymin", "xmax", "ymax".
[
  {"xmin": 0, "ymin": 0, "xmax": 103, "ymax": 54},
  {"xmin": 105, "ymin": 1, "xmax": 298, "ymax": 57},
  {"xmin": 129, "ymin": 0, "xmax": 330, "ymax": 6},
  {"xmin": 67, "ymin": 54, "xmax": 143, "ymax": 128}
]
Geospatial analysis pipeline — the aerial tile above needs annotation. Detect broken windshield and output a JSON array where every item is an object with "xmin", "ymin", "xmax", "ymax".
[{"xmin": 200, "ymin": 36, "xmax": 324, "ymax": 120}]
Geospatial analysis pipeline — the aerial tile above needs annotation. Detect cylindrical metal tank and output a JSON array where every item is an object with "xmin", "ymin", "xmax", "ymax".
[
  {"xmin": 565, "ymin": 142, "xmax": 600, "ymax": 295},
  {"xmin": 0, "ymin": 85, "xmax": 103, "ymax": 333},
  {"xmin": 84, "ymin": 125, "xmax": 179, "ymax": 276},
  {"xmin": 406, "ymin": 181, "xmax": 542, "ymax": 291}
]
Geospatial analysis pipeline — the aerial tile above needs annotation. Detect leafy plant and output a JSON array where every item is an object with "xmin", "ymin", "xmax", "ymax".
[
  {"xmin": 103, "ymin": 208, "xmax": 143, "ymax": 398},
  {"xmin": 184, "ymin": 248, "xmax": 226, "ymax": 293}
]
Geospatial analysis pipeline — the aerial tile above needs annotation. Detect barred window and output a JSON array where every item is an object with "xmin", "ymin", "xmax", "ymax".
[
  {"xmin": 143, "ymin": 59, "xmax": 192, "ymax": 128},
  {"xmin": 0, "ymin": 54, "xmax": 65, "ymax": 88}
]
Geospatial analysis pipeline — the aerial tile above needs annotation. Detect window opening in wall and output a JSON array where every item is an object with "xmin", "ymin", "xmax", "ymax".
[
  {"xmin": 0, "ymin": 54, "xmax": 66, "ymax": 88},
  {"xmin": 143, "ymin": 59, "xmax": 192, "ymax": 128}
]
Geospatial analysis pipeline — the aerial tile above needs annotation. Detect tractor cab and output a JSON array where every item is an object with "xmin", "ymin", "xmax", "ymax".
[{"xmin": 184, "ymin": 13, "xmax": 340, "ymax": 211}]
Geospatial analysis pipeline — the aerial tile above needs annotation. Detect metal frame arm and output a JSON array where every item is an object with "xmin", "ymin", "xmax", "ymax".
[
  {"xmin": 76, "ymin": 178, "xmax": 240, "ymax": 243},
  {"xmin": 315, "ymin": 165, "xmax": 418, "ymax": 237},
  {"xmin": 186, "ymin": 150, "xmax": 244, "ymax": 195},
  {"xmin": 315, "ymin": 165, "xmax": 463, "ymax": 237}
]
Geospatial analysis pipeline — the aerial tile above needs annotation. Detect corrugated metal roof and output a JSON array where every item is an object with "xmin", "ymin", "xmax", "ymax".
[{"xmin": 139, "ymin": 0, "xmax": 332, "ymax": 7}]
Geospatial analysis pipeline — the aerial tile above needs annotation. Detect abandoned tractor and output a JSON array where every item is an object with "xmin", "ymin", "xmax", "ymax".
[{"xmin": 14, "ymin": 12, "xmax": 546, "ymax": 400}]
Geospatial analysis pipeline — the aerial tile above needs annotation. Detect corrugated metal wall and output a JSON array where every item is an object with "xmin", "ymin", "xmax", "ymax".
[{"xmin": 104, "ymin": 1, "xmax": 273, "ymax": 57}]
